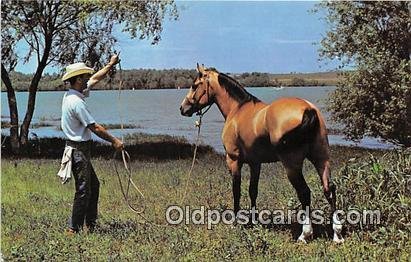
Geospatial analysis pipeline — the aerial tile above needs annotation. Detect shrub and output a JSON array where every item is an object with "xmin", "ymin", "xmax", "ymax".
[{"xmin": 335, "ymin": 150, "xmax": 411, "ymax": 244}]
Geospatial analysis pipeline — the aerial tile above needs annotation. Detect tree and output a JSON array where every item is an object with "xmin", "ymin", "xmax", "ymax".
[
  {"xmin": 1, "ymin": 0, "xmax": 178, "ymax": 153},
  {"xmin": 317, "ymin": 1, "xmax": 411, "ymax": 147}
]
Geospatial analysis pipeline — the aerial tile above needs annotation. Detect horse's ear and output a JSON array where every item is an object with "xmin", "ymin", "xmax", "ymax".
[{"xmin": 197, "ymin": 63, "xmax": 205, "ymax": 74}]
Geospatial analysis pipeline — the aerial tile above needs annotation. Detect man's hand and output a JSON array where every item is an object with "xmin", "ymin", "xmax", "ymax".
[
  {"xmin": 88, "ymin": 123, "xmax": 124, "ymax": 151},
  {"xmin": 88, "ymin": 55, "xmax": 120, "ymax": 87},
  {"xmin": 109, "ymin": 54, "xmax": 120, "ymax": 66},
  {"xmin": 112, "ymin": 138, "xmax": 124, "ymax": 152}
]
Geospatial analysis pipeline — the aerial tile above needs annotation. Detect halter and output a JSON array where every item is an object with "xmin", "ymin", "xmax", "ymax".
[{"xmin": 192, "ymin": 75, "xmax": 213, "ymax": 118}]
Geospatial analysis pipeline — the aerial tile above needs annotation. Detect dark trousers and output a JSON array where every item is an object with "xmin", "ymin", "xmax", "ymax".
[{"xmin": 67, "ymin": 141, "xmax": 100, "ymax": 232}]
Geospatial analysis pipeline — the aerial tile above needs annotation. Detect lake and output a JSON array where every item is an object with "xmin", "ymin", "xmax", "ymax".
[{"xmin": 1, "ymin": 87, "xmax": 395, "ymax": 151}]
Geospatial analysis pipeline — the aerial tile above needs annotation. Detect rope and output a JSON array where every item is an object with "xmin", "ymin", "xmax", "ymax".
[
  {"xmin": 179, "ymin": 114, "xmax": 202, "ymax": 205},
  {"xmin": 113, "ymin": 150, "xmax": 146, "ymax": 213},
  {"xmin": 113, "ymin": 57, "xmax": 214, "ymax": 225},
  {"xmin": 177, "ymin": 78, "xmax": 213, "ymax": 204},
  {"xmin": 113, "ymin": 151, "xmax": 165, "ymax": 226},
  {"xmin": 112, "ymin": 60, "xmax": 181, "ymax": 227},
  {"xmin": 113, "ymin": 60, "xmax": 147, "ymax": 216}
]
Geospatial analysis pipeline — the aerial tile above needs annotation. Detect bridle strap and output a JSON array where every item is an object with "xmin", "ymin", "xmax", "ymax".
[{"xmin": 196, "ymin": 76, "xmax": 212, "ymax": 117}]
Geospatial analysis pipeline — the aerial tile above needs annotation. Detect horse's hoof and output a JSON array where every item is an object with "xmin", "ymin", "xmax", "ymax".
[
  {"xmin": 297, "ymin": 231, "xmax": 313, "ymax": 244},
  {"xmin": 297, "ymin": 237, "xmax": 307, "ymax": 244},
  {"xmin": 296, "ymin": 223, "xmax": 313, "ymax": 244},
  {"xmin": 297, "ymin": 234, "xmax": 313, "ymax": 244},
  {"xmin": 333, "ymin": 234, "xmax": 345, "ymax": 244}
]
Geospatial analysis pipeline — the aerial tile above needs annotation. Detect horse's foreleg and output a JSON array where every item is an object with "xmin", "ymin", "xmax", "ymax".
[
  {"xmin": 249, "ymin": 163, "xmax": 261, "ymax": 209},
  {"xmin": 226, "ymin": 155, "xmax": 242, "ymax": 214}
]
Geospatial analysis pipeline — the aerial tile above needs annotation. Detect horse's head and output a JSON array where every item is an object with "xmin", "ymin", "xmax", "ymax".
[{"xmin": 180, "ymin": 63, "xmax": 216, "ymax": 117}]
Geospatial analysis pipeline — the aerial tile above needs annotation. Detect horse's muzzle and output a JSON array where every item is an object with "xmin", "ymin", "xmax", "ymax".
[
  {"xmin": 180, "ymin": 97, "xmax": 197, "ymax": 117},
  {"xmin": 180, "ymin": 105, "xmax": 195, "ymax": 117}
]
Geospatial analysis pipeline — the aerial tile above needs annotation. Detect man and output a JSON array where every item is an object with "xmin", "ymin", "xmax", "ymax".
[{"xmin": 60, "ymin": 55, "xmax": 124, "ymax": 233}]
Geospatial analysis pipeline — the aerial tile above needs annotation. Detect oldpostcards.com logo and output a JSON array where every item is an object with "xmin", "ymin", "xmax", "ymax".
[{"xmin": 165, "ymin": 205, "xmax": 381, "ymax": 230}]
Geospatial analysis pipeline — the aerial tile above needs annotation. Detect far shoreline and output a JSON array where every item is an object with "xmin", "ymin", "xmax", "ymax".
[
  {"xmin": 3, "ymin": 70, "xmax": 341, "ymax": 92},
  {"xmin": 1, "ymin": 85, "xmax": 338, "ymax": 93}
]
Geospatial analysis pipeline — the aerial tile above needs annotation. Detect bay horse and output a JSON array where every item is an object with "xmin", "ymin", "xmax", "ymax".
[{"xmin": 180, "ymin": 64, "xmax": 344, "ymax": 243}]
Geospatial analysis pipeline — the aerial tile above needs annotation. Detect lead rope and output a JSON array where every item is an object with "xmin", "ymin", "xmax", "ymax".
[
  {"xmin": 178, "ymin": 104, "xmax": 211, "ymax": 206},
  {"xmin": 179, "ymin": 77, "xmax": 213, "ymax": 205},
  {"xmin": 114, "ymin": 60, "xmax": 212, "ymax": 225},
  {"xmin": 113, "ymin": 60, "xmax": 147, "ymax": 217}
]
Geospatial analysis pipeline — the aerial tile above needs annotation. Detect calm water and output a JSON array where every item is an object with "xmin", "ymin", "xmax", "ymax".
[{"xmin": 1, "ymin": 87, "xmax": 395, "ymax": 151}]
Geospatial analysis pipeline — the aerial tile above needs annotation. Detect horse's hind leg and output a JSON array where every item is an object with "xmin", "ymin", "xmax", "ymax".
[
  {"xmin": 280, "ymin": 154, "xmax": 313, "ymax": 243},
  {"xmin": 312, "ymin": 159, "xmax": 335, "ymax": 208},
  {"xmin": 310, "ymin": 155, "xmax": 344, "ymax": 243}
]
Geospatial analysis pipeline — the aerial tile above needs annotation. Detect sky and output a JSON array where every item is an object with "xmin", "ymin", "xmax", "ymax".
[{"xmin": 15, "ymin": 1, "xmax": 337, "ymax": 74}]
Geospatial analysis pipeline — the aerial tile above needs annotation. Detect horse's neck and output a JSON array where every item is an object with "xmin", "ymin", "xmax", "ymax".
[{"xmin": 214, "ymin": 89, "xmax": 240, "ymax": 120}]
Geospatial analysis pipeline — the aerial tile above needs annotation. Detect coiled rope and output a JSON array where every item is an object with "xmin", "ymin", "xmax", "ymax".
[{"xmin": 112, "ymin": 58, "xmax": 211, "ymax": 225}]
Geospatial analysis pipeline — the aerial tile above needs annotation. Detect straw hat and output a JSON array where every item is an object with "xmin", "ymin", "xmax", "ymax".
[{"xmin": 62, "ymin": 62, "xmax": 94, "ymax": 81}]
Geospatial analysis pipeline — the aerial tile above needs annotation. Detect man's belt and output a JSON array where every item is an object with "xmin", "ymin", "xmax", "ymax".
[{"xmin": 66, "ymin": 140, "xmax": 92, "ymax": 149}]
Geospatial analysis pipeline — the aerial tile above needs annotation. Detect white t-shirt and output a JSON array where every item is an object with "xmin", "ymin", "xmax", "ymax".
[{"xmin": 61, "ymin": 89, "xmax": 95, "ymax": 141}]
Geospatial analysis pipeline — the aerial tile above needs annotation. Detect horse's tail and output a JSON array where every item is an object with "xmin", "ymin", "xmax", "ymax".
[
  {"xmin": 300, "ymin": 108, "xmax": 320, "ymax": 140},
  {"xmin": 278, "ymin": 108, "xmax": 320, "ymax": 149}
]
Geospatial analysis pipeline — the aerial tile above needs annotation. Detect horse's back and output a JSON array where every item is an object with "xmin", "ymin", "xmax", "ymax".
[{"xmin": 222, "ymin": 97, "xmax": 329, "ymax": 163}]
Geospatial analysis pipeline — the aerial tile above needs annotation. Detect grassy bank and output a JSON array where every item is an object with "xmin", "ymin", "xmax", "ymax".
[
  {"xmin": 0, "ymin": 134, "xmax": 215, "ymax": 160},
  {"xmin": 1, "ymin": 135, "xmax": 410, "ymax": 260}
]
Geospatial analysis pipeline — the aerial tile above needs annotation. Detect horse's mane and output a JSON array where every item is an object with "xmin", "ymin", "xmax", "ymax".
[{"xmin": 207, "ymin": 69, "xmax": 260, "ymax": 105}]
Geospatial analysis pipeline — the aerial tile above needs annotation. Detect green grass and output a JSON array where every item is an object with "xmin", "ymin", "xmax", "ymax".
[{"xmin": 2, "ymin": 144, "xmax": 410, "ymax": 260}]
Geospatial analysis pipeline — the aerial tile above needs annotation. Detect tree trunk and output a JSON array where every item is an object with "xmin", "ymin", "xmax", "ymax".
[
  {"xmin": 19, "ymin": 69, "xmax": 44, "ymax": 146},
  {"xmin": 19, "ymin": 35, "xmax": 52, "ymax": 147},
  {"xmin": 1, "ymin": 63, "xmax": 20, "ymax": 154}
]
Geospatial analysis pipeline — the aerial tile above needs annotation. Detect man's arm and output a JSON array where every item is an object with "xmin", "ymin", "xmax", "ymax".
[
  {"xmin": 88, "ymin": 123, "xmax": 124, "ymax": 151},
  {"xmin": 88, "ymin": 55, "xmax": 120, "ymax": 87}
]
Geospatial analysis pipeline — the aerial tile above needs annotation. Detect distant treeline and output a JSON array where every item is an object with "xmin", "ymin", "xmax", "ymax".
[{"xmin": 3, "ymin": 69, "xmax": 340, "ymax": 91}]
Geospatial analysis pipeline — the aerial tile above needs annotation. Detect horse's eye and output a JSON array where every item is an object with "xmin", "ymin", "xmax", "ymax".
[{"xmin": 192, "ymin": 82, "xmax": 201, "ymax": 90}]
